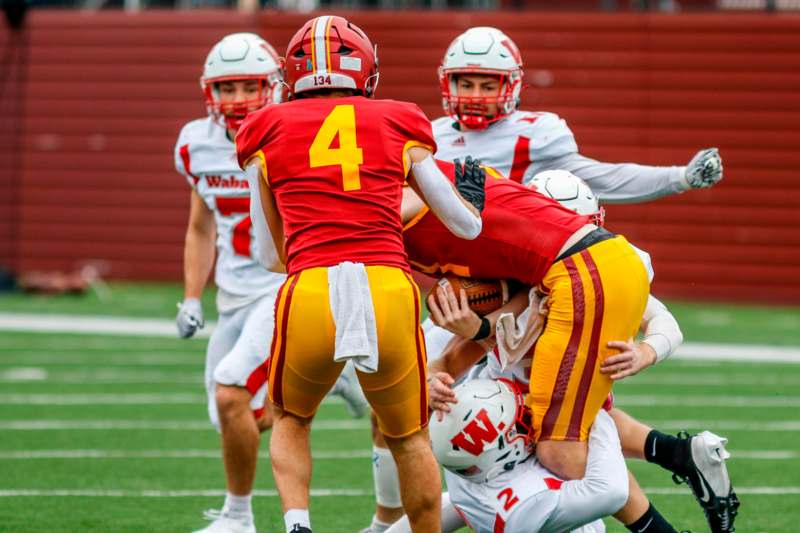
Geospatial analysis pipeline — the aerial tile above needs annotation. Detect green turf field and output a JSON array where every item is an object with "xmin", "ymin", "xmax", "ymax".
[{"xmin": 1, "ymin": 284, "xmax": 799, "ymax": 532}]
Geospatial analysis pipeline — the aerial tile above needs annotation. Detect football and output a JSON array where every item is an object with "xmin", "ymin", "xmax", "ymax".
[{"xmin": 430, "ymin": 274, "xmax": 509, "ymax": 317}]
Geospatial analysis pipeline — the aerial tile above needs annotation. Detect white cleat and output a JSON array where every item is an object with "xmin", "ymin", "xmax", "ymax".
[
  {"xmin": 673, "ymin": 430, "xmax": 740, "ymax": 533},
  {"xmin": 330, "ymin": 363, "xmax": 369, "ymax": 419},
  {"xmin": 192, "ymin": 509, "xmax": 256, "ymax": 533}
]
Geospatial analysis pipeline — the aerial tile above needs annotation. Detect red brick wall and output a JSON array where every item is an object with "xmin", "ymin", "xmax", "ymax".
[{"xmin": 2, "ymin": 11, "xmax": 799, "ymax": 302}]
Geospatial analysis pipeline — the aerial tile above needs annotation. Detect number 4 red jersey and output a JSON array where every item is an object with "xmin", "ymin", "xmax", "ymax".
[{"xmin": 236, "ymin": 96, "xmax": 436, "ymax": 275}]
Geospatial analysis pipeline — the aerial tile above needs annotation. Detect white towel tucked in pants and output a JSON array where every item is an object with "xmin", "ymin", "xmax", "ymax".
[{"xmin": 328, "ymin": 261, "xmax": 379, "ymax": 373}]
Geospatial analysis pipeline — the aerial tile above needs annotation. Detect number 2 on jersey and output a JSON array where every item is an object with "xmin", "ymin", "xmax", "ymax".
[
  {"xmin": 309, "ymin": 104, "xmax": 364, "ymax": 191},
  {"xmin": 215, "ymin": 197, "xmax": 252, "ymax": 258}
]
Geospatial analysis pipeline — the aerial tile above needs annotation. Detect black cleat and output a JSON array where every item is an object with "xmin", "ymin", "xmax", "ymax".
[{"xmin": 672, "ymin": 431, "xmax": 740, "ymax": 533}]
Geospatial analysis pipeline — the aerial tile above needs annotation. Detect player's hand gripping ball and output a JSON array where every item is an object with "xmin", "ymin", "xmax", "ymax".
[{"xmin": 429, "ymin": 274, "xmax": 509, "ymax": 317}]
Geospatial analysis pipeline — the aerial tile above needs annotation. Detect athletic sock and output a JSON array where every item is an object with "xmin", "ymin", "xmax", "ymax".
[
  {"xmin": 223, "ymin": 492, "xmax": 252, "ymax": 520},
  {"xmin": 644, "ymin": 429, "xmax": 692, "ymax": 477},
  {"xmin": 285, "ymin": 508, "xmax": 310, "ymax": 533},
  {"xmin": 367, "ymin": 514, "xmax": 393, "ymax": 533},
  {"xmin": 625, "ymin": 503, "xmax": 678, "ymax": 533}
]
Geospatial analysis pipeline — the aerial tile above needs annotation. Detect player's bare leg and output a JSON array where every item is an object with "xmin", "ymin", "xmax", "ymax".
[
  {"xmin": 270, "ymin": 406, "xmax": 314, "ymax": 531},
  {"xmin": 216, "ymin": 385, "xmax": 264, "ymax": 496},
  {"xmin": 383, "ymin": 429, "xmax": 441, "ymax": 533}
]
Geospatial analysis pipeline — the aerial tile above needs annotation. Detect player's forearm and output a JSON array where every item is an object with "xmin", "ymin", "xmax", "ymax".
[
  {"xmin": 183, "ymin": 228, "xmax": 215, "ymax": 299},
  {"xmin": 640, "ymin": 295, "xmax": 684, "ymax": 363},
  {"xmin": 409, "ymin": 155, "xmax": 482, "ymax": 240},
  {"xmin": 531, "ymin": 153, "xmax": 687, "ymax": 204},
  {"xmin": 429, "ymin": 336, "xmax": 486, "ymax": 381},
  {"xmin": 249, "ymin": 172, "xmax": 285, "ymax": 273}
]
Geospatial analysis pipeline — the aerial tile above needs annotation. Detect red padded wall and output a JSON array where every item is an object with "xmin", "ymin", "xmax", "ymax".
[{"xmin": 3, "ymin": 11, "xmax": 800, "ymax": 302}]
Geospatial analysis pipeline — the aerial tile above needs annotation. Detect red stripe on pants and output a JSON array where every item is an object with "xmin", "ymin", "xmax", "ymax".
[
  {"xmin": 404, "ymin": 271, "xmax": 429, "ymax": 430},
  {"xmin": 245, "ymin": 358, "xmax": 270, "ymax": 396},
  {"xmin": 539, "ymin": 257, "xmax": 585, "ymax": 440},
  {"xmin": 567, "ymin": 250, "xmax": 606, "ymax": 439},
  {"xmin": 493, "ymin": 514, "xmax": 506, "ymax": 533},
  {"xmin": 271, "ymin": 274, "xmax": 300, "ymax": 409}
]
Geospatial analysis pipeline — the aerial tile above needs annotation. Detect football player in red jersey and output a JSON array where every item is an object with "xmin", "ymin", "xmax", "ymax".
[
  {"xmin": 402, "ymin": 160, "xmax": 650, "ymax": 524},
  {"xmin": 235, "ymin": 16, "xmax": 485, "ymax": 533}
]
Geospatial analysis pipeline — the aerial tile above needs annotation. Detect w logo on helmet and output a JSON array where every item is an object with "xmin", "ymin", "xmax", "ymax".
[{"xmin": 451, "ymin": 408, "xmax": 499, "ymax": 456}]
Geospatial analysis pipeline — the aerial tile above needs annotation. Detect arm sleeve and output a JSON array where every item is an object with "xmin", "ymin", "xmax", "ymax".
[
  {"xmin": 640, "ymin": 294, "xmax": 684, "ymax": 364},
  {"xmin": 529, "ymin": 152, "xmax": 690, "ymax": 204},
  {"xmin": 410, "ymin": 156, "xmax": 482, "ymax": 240},
  {"xmin": 538, "ymin": 411, "xmax": 630, "ymax": 533},
  {"xmin": 246, "ymin": 169, "xmax": 283, "ymax": 272}
]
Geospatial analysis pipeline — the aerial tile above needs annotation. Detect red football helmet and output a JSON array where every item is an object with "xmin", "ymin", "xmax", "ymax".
[{"xmin": 284, "ymin": 15, "xmax": 379, "ymax": 99}]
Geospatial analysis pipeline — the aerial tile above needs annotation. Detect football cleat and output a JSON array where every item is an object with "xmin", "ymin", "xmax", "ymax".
[
  {"xmin": 192, "ymin": 509, "xmax": 255, "ymax": 533},
  {"xmin": 289, "ymin": 526, "xmax": 311, "ymax": 533},
  {"xmin": 329, "ymin": 364, "xmax": 369, "ymax": 419},
  {"xmin": 672, "ymin": 431, "xmax": 740, "ymax": 533}
]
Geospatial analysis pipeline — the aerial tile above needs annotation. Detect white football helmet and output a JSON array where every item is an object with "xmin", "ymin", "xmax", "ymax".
[
  {"xmin": 430, "ymin": 379, "xmax": 532, "ymax": 483},
  {"xmin": 439, "ymin": 27, "xmax": 524, "ymax": 131},
  {"xmin": 201, "ymin": 32, "xmax": 283, "ymax": 131},
  {"xmin": 527, "ymin": 170, "xmax": 605, "ymax": 226}
]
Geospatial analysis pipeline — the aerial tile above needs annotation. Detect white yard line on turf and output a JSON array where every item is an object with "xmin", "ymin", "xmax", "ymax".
[
  {"xmin": 614, "ymin": 395, "xmax": 800, "ymax": 408},
  {"xmin": 0, "ymin": 419, "xmax": 368, "ymax": 431},
  {"xmin": 1, "ymin": 392, "xmax": 797, "ymax": 407},
  {"xmin": 0, "ymin": 449, "xmax": 372, "ymax": 460},
  {"xmin": 3, "ymin": 367, "xmax": 800, "ymax": 387},
  {"xmin": 0, "ymin": 449, "xmax": 792, "ymax": 460},
  {"xmin": 0, "ymin": 368, "xmax": 205, "ymax": 384},
  {"xmin": 3, "ymin": 419, "xmax": 800, "ymax": 431},
  {"xmin": 2, "ymin": 313, "xmax": 799, "ymax": 363},
  {"xmin": 0, "ymin": 487, "xmax": 797, "ymax": 497},
  {"xmin": 0, "ymin": 489, "xmax": 369, "ymax": 497},
  {"xmin": 0, "ymin": 313, "xmax": 214, "ymax": 338}
]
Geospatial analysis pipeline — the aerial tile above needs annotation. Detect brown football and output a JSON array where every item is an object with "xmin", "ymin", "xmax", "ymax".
[{"xmin": 429, "ymin": 274, "xmax": 509, "ymax": 317}]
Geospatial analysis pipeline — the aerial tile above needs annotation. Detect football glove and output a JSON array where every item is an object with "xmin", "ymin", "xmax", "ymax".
[
  {"xmin": 176, "ymin": 298, "xmax": 204, "ymax": 339},
  {"xmin": 685, "ymin": 147, "xmax": 723, "ymax": 189},
  {"xmin": 454, "ymin": 156, "xmax": 486, "ymax": 212}
]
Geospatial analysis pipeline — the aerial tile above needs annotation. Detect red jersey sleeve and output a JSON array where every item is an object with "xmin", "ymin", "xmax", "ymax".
[
  {"xmin": 385, "ymin": 102, "xmax": 437, "ymax": 154},
  {"xmin": 234, "ymin": 105, "xmax": 280, "ymax": 171}
]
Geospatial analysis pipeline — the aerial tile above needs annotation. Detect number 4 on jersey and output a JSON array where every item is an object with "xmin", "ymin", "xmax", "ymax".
[{"xmin": 309, "ymin": 104, "xmax": 364, "ymax": 191}]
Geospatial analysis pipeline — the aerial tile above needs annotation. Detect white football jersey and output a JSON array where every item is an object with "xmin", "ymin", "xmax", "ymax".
[
  {"xmin": 175, "ymin": 117, "xmax": 285, "ymax": 312},
  {"xmin": 433, "ymin": 110, "xmax": 577, "ymax": 183}
]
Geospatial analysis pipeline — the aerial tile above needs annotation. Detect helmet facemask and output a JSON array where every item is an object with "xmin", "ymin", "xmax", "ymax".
[
  {"xmin": 440, "ymin": 69, "xmax": 522, "ymax": 131},
  {"xmin": 203, "ymin": 74, "xmax": 282, "ymax": 132}
]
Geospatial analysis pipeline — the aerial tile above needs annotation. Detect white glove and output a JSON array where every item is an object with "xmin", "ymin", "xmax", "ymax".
[
  {"xmin": 176, "ymin": 298, "xmax": 204, "ymax": 338},
  {"xmin": 684, "ymin": 147, "xmax": 723, "ymax": 189}
]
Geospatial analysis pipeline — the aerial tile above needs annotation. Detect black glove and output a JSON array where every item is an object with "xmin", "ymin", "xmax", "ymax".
[{"xmin": 454, "ymin": 156, "xmax": 486, "ymax": 212}]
